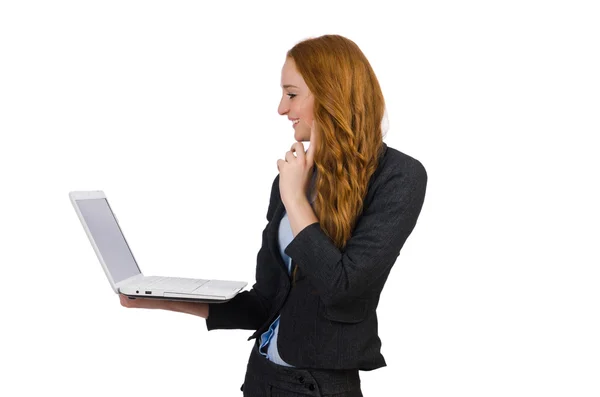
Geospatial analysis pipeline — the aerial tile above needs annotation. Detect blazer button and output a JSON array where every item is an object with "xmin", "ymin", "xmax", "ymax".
[
  {"xmin": 308, "ymin": 384, "xmax": 315, "ymax": 391},
  {"xmin": 298, "ymin": 376, "xmax": 304, "ymax": 384}
]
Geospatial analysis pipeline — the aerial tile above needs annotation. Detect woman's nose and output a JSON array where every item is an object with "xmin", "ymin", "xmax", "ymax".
[{"xmin": 278, "ymin": 99, "xmax": 288, "ymax": 115}]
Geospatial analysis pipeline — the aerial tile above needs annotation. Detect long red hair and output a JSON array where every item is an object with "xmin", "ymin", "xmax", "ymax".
[{"xmin": 287, "ymin": 35, "xmax": 386, "ymax": 252}]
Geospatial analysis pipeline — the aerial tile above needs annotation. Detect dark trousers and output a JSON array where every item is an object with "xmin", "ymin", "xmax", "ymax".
[{"xmin": 241, "ymin": 341, "xmax": 363, "ymax": 397}]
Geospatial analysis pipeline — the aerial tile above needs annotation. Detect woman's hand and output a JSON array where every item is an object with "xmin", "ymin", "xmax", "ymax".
[
  {"xmin": 119, "ymin": 294, "xmax": 171, "ymax": 310},
  {"xmin": 119, "ymin": 294, "xmax": 209, "ymax": 318},
  {"xmin": 277, "ymin": 121, "xmax": 317, "ymax": 207}
]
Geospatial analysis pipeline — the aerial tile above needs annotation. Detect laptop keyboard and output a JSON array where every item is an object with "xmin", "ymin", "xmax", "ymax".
[{"xmin": 142, "ymin": 276, "xmax": 210, "ymax": 293}]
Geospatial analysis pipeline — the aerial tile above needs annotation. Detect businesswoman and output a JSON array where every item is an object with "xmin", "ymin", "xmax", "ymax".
[{"xmin": 120, "ymin": 34, "xmax": 428, "ymax": 396}]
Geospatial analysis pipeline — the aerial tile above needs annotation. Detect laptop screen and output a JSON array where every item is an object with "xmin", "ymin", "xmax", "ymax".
[{"xmin": 76, "ymin": 198, "xmax": 141, "ymax": 284}]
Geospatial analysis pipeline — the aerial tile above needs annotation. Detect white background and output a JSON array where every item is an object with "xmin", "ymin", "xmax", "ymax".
[{"xmin": 1, "ymin": 1, "xmax": 599, "ymax": 396}]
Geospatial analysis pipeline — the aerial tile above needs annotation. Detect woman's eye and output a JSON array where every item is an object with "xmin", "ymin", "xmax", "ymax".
[{"xmin": 287, "ymin": 93, "xmax": 297, "ymax": 99}]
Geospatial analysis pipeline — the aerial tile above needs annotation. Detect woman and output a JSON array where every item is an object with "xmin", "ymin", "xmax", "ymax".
[{"xmin": 120, "ymin": 34, "xmax": 427, "ymax": 396}]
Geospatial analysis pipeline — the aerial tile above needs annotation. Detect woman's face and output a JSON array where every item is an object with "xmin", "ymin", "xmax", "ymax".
[{"xmin": 278, "ymin": 57, "xmax": 314, "ymax": 143}]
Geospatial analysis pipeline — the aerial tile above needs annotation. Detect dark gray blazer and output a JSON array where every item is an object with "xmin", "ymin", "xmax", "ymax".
[{"xmin": 206, "ymin": 142, "xmax": 428, "ymax": 371}]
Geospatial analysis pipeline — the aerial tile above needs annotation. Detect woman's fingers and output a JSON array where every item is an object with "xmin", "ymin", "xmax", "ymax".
[
  {"xmin": 119, "ymin": 293, "xmax": 134, "ymax": 307},
  {"xmin": 119, "ymin": 294, "xmax": 164, "ymax": 310}
]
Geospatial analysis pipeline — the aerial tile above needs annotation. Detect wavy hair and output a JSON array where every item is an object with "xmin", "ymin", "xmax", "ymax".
[{"xmin": 287, "ymin": 35, "xmax": 386, "ymax": 255}]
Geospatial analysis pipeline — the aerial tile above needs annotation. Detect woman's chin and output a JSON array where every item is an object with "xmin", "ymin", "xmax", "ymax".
[{"xmin": 294, "ymin": 131, "xmax": 309, "ymax": 142}]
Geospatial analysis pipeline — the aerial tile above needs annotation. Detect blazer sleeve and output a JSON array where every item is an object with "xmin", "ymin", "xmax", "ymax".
[
  {"xmin": 284, "ymin": 158, "xmax": 428, "ymax": 307},
  {"xmin": 205, "ymin": 175, "xmax": 281, "ymax": 331}
]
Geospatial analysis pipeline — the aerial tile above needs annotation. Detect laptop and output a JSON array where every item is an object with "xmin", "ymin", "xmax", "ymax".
[{"xmin": 69, "ymin": 190, "xmax": 247, "ymax": 303}]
